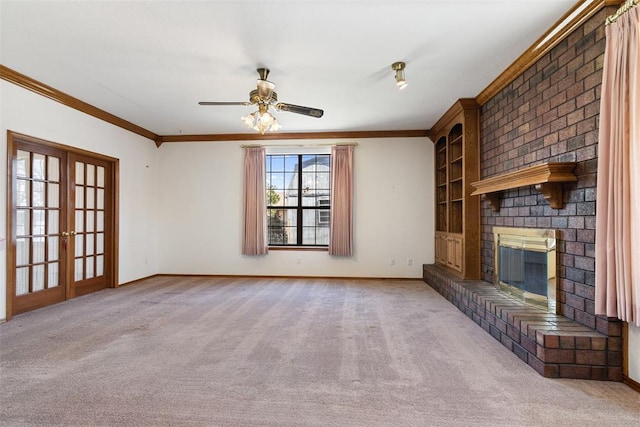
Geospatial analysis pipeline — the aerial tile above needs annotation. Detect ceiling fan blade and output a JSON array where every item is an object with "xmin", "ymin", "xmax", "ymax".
[
  {"xmin": 275, "ymin": 103, "xmax": 324, "ymax": 118},
  {"xmin": 198, "ymin": 101, "xmax": 252, "ymax": 106}
]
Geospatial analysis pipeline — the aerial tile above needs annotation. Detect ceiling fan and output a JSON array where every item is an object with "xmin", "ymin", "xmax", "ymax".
[{"xmin": 199, "ymin": 68, "xmax": 324, "ymax": 133}]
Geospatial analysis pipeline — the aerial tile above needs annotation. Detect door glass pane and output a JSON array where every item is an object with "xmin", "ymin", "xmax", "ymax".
[
  {"xmin": 97, "ymin": 189, "xmax": 104, "ymax": 209},
  {"xmin": 32, "ymin": 154, "xmax": 45, "ymax": 180},
  {"xmin": 17, "ymin": 150, "xmax": 30, "ymax": 178},
  {"xmin": 75, "ymin": 210, "xmax": 84, "ymax": 233},
  {"xmin": 86, "ymin": 187, "xmax": 95, "ymax": 209},
  {"xmin": 96, "ymin": 211, "xmax": 104, "ymax": 232},
  {"xmin": 32, "ymin": 181, "xmax": 45, "ymax": 207},
  {"xmin": 87, "ymin": 164, "xmax": 95, "ymax": 186},
  {"xmin": 97, "ymin": 255, "xmax": 104, "ymax": 276},
  {"xmin": 32, "ymin": 209, "xmax": 45, "ymax": 235},
  {"xmin": 96, "ymin": 233, "xmax": 104, "ymax": 253},
  {"xmin": 48, "ymin": 210, "xmax": 59, "ymax": 234},
  {"xmin": 33, "ymin": 265, "xmax": 45, "ymax": 291},
  {"xmin": 33, "ymin": 237, "xmax": 45, "ymax": 263},
  {"xmin": 16, "ymin": 180, "xmax": 30, "ymax": 207},
  {"xmin": 86, "ymin": 257, "xmax": 94, "ymax": 279},
  {"xmin": 16, "ymin": 238, "xmax": 30, "ymax": 265},
  {"xmin": 86, "ymin": 211, "xmax": 94, "ymax": 232},
  {"xmin": 76, "ymin": 162, "xmax": 85, "ymax": 185},
  {"xmin": 86, "ymin": 234, "xmax": 94, "ymax": 256},
  {"xmin": 16, "ymin": 209, "xmax": 30, "ymax": 236},
  {"xmin": 48, "ymin": 183, "xmax": 60, "ymax": 208},
  {"xmin": 75, "ymin": 234, "xmax": 84, "ymax": 257},
  {"xmin": 75, "ymin": 186, "xmax": 84, "ymax": 209},
  {"xmin": 97, "ymin": 166, "xmax": 105, "ymax": 187},
  {"xmin": 48, "ymin": 262, "xmax": 59, "ymax": 288},
  {"xmin": 48, "ymin": 236, "xmax": 59, "ymax": 261},
  {"xmin": 75, "ymin": 258, "xmax": 84, "ymax": 281},
  {"xmin": 16, "ymin": 267, "xmax": 29, "ymax": 295},
  {"xmin": 48, "ymin": 156, "xmax": 60, "ymax": 182}
]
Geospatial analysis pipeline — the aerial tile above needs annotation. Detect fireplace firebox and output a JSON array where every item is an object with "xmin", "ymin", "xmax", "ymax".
[{"xmin": 493, "ymin": 227, "xmax": 557, "ymax": 313}]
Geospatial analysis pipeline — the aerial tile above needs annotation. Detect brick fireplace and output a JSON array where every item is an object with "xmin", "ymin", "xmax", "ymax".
[{"xmin": 423, "ymin": 5, "xmax": 623, "ymax": 380}]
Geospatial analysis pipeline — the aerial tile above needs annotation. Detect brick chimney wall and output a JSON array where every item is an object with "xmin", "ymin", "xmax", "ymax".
[{"xmin": 479, "ymin": 7, "xmax": 619, "ymax": 337}]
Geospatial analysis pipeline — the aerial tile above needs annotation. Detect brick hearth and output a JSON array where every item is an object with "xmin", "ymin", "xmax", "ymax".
[{"xmin": 423, "ymin": 264, "xmax": 622, "ymax": 381}]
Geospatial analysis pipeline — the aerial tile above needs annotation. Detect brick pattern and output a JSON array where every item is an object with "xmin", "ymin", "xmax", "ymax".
[
  {"xmin": 478, "ymin": 7, "xmax": 620, "ymax": 335},
  {"xmin": 423, "ymin": 265, "xmax": 623, "ymax": 380}
]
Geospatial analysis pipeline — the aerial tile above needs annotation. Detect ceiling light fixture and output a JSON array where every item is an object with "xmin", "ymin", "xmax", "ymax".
[
  {"xmin": 241, "ymin": 104, "xmax": 281, "ymax": 134},
  {"xmin": 392, "ymin": 61, "xmax": 408, "ymax": 90}
]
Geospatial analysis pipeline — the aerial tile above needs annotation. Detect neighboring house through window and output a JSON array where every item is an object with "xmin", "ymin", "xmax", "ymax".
[{"xmin": 266, "ymin": 153, "xmax": 330, "ymax": 246}]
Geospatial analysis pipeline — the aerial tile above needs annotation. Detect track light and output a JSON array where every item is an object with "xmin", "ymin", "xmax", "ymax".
[{"xmin": 392, "ymin": 61, "xmax": 408, "ymax": 90}]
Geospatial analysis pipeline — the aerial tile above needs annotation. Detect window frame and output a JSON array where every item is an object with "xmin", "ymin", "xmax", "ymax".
[{"xmin": 266, "ymin": 153, "xmax": 331, "ymax": 248}]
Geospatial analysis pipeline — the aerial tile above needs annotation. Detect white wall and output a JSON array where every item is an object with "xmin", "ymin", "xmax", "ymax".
[
  {"xmin": 629, "ymin": 323, "xmax": 640, "ymax": 383},
  {"xmin": 157, "ymin": 138, "xmax": 434, "ymax": 278},
  {"xmin": 0, "ymin": 81, "xmax": 160, "ymax": 321}
]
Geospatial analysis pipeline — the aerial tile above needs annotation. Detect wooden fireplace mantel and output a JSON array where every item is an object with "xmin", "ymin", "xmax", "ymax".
[{"xmin": 470, "ymin": 162, "xmax": 577, "ymax": 211}]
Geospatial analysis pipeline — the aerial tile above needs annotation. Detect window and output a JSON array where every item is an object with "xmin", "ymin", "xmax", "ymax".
[{"xmin": 266, "ymin": 154, "xmax": 330, "ymax": 246}]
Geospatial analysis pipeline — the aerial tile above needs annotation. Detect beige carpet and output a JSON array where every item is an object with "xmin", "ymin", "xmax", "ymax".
[{"xmin": 0, "ymin": 276, "xmax": 638, "ymax": 426}]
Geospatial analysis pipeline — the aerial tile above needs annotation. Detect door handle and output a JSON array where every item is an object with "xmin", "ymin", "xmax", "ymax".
[{"xmin": 60, "ymin": 231, "xmax": 75, "ymax": 243}]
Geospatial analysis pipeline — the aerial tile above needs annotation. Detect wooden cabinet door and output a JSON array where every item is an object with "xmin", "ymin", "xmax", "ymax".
[
  {"xmin": 445, "ymin": 235, "xmax": 464, "ymax": 273},
  {"xmin": 435, "ymin": 232, "xmax": 448, "ymax": 265}
]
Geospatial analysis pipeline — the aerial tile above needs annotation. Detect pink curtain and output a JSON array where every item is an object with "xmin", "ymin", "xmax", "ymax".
[
  {"xmin": 595, "ymin": 6, "xmax": 640, "ymax": 326},
  {"xmin": 242, "ymin": 147, "xmax": 268, "ymax": 255},
  {"xmin": 329, "ymin": 145, "xmax": 354, "ymax": 256}
]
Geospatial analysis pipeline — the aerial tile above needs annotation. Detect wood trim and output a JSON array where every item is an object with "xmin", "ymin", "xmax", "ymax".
[
  {"xmin": 476, "ymin": 0, "xmax": 620, "ymax": 106},
  {"xmin": 118, "ymin": 274, "xmax": 159, "ymax": 287},
  {"xmin": 624, "ymin": 377, "xmax": 640, "ymax": 393},
  {"xmin": 157, "ymin": 129, "xmax": 430, "ymax": 145},
  {"xmin": 6, "ymin": 131, "xmax": 16, "ymax": 321},
  {"xmin": 112, "ymin": 159, "xmax": 120, "ymax": 289},
  {"xmin": 429, "ymin": 99, "xmax": 478, "ymax": 140},
  {"xmin": 471, "ymin": 162, "xmax": 577, "ymax": 211},
  {"xmin": 0, "ymin": 65, "xmax": 160, "ymax": 143},
  {"xmin": 7, "ymin": 132, "xmax": 119, "ymax": 163}
]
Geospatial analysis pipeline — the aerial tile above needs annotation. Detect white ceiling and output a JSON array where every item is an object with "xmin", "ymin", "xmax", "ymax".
[{"xmin": 0, "ymin": 0, "xmax": 578, "ymax": 137}]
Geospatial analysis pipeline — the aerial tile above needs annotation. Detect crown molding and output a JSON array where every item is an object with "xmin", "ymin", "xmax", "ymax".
[
  {"xmin": 476, "ymin": 0, "xmax": 619, "ymax": 106},
  {"xmin": 156, "ymin": 130, "xmax": 430, "ymax": 146},
  {"xmin": 0, "ymin": 64, "xmax": 161, "ymax": 143}
]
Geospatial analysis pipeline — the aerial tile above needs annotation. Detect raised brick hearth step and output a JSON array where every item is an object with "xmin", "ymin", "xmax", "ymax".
[{"xmin": 423, "ymin": 264, "xmax": 622, "ymax": 381}]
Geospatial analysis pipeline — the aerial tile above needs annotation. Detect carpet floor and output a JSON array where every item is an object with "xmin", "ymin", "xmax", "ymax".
[{"xmin": 0, "ymin": 276, "xmax": 638, "ymax": 426}]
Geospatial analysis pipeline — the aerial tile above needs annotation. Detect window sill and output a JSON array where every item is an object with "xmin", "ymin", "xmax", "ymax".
[{"xmin": 269, "ymin": 246, "xmax": 329, "ymax": 252}]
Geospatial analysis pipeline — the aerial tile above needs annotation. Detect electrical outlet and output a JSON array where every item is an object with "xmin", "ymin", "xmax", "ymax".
[
  {"xmin": 407, "ymin": 258, "xmax": 413, "ymax": 266},
  {"xmin": 390, "ymin": 258, "xmax": 396, "ymax": 266}
]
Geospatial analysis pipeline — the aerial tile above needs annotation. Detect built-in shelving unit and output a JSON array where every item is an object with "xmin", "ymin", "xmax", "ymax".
[
  {"xmin": 431, "ymin": 99, "xmax": 480, "ymax": 279},
  {"xmin": 470, "ymin": 162, "xmax": 577, "ymax": 211}
]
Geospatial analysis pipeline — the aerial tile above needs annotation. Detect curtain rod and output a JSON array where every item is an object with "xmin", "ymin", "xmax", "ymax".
[
  {"xmin": 606, "ymin": 0, "xmax": 638, "ymax": 25},
  {"xmin": 241, "ymin": 142, "xmax": 358, "ymax": 148}
]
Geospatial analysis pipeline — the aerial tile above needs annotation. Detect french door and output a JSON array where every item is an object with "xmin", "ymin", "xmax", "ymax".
[{"xmin": 6, "ymin": 132, "xmax": 117, "ymax": 319}]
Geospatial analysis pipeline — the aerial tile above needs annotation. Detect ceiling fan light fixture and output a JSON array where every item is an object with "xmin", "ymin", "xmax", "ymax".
[
  {"xmin": 392, "ymin": 61, "xmax": 408, "ymax": 90},
  {"xmin": 241, "ymin": 109, "xmax": 281, "ymax": 134},
  {"xmin": 201, "ymin": 67, "xmax": 322, "ymax": 132}
]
